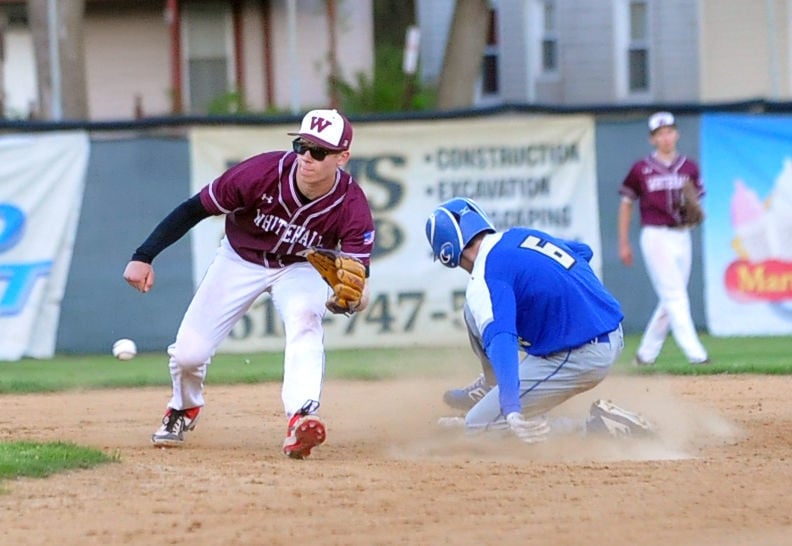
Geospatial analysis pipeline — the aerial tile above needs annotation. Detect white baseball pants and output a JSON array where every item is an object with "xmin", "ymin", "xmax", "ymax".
[
  {"xmin": 464, "ymin": 325, "xmax": 624, "ymax": 430},
  {"xmin": 637, "ymin": 225, "xmax": 708, "ymax": 363},
  {"xmin": 165, "ymin": 238, "xmax": 329, "ymax": 417}
]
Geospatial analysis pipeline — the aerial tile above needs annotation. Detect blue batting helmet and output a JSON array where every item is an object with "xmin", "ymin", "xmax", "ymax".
[{"xmin": 425, "ymin": 197, "xmax": 495, "ymax": 268}]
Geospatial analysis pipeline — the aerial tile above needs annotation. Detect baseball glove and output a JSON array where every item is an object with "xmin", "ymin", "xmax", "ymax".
[
  {"xmin": 304, "ymin": 248, "xmax": 367, "ymax": 314},
  {"xmin": 679, "ymin": 180, "xmax": 705, "ymax": 226}
]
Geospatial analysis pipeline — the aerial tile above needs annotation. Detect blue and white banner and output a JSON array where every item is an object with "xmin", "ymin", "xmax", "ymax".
[
  {"xmin": 701, "ymin": 114, "xmax": 792, "ymax": 335},
  {"xmin": 0, "ymin": 132, "xmax": 89, "ymax": 360}
]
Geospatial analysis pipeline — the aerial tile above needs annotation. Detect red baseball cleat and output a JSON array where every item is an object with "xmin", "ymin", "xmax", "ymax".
[
  {"xmin": 282, "ymin": 413, "xmax": 326, "ymax": 459},
  {"xmin": 151, "ymin": 407, "xmax": 201, "ymax": 447}
]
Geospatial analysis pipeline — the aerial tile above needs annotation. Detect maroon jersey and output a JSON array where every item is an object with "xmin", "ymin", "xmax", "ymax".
[
  {"xmin": 199, "ymin": 150, "xmax": 375, "ymax": 268},
  {"xmin": 618, "ymin": 154, "xmax": 704, "ymax": 227}
]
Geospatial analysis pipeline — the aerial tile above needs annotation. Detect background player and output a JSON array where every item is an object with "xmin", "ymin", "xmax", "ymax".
[
  {"xmin": 123, "ymin": 109, "xmax": 375, "ymax": 459},
  {"xmin": 427, "ymin": 197, "xmax": 652, "ymax": 442},
  {"xmin": 618, "ymin": 112, "xmax": 709, "ymax": 365}
]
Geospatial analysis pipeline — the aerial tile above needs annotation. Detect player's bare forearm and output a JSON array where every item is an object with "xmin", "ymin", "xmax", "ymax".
[
  {"xmin": 617, "ymin": 199, "xmax": 634, "ymax": 266},
  {"xmin": 123, "ymin": 260, "xmax": 155, "ymax": 293},
  {"xmin": 619, "ymin": 243, "xmax": 633, "ymax": 266}
]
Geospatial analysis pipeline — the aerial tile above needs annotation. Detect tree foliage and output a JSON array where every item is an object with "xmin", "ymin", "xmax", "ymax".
[{"xmin": 333, "ymin": 44, "xmax": 435, "ymax": 114}]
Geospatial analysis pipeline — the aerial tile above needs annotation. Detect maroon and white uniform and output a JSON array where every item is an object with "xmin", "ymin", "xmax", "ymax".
[
  {"xmin": 201, "ymin": 150, "xmax": 374, "ymax": 266},
  {"xmin": 168, "ymin": 150, "xmax": 375, "ymax": 417},
  {"xmin": 619, "ymin": 154, "xmax": 703, "ymax": 228},
  {"xmin": 619, "ymin": 153, "xmax": 708, "ymax": 363}
]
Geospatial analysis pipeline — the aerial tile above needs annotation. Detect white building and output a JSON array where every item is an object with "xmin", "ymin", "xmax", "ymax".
[
  {"xmin": 418, "ymin": 0, "xmax": 792, "ymax": 106},
  {"xmin": 0, "ymin": 0, "xmax": 374, "ymax": 120}
]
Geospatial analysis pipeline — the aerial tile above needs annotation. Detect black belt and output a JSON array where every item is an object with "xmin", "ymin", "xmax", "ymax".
[
  {"xmin": 590, "ymin": 333, "xmax": 610, "ymax": 344},
  {"xmin": 258, "ymin": 252, "xmax": 305, "ymax": 266},
  {"xmin": 647, "ymin": 224, "xmax": 687, "ymax": 230}
]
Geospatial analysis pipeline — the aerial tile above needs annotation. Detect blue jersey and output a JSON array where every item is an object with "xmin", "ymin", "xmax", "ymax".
[{"xmin": 466, "ymin": 228, "xmax": 623, "ymax": 415}]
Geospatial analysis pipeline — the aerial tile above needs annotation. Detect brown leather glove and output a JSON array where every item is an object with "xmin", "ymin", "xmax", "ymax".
[
  {"xmin": 680, "ymin": 180, "xmax": 705, "ymax": 226},
  {"xmin": 304, "ymin": 248, "xmax": 366, "ymax": 314}
]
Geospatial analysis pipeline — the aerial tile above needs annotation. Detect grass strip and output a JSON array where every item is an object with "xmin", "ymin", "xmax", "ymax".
[
  {"xmin": 0, "ymin": 441, "xmax": 118, "ymax": 488},
  {"xmin": 0, "ymin": 334, "xmax": 789, "ymax": 395}
]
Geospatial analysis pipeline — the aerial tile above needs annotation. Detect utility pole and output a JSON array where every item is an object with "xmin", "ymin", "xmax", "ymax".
[
  {"xmin": 27, "ymin": 0, "xmax": 87, "ymax": 120},
  {"xmin": 0, "ymin": 12, "xmax": 7, "ymax": 118},
  {"xmin": 46, "ymin": 0, "xmax": 62, "ymax": 119},
  {"xmin": 287, "ymin": 0, "xmax": 300, "ymax": 115}
]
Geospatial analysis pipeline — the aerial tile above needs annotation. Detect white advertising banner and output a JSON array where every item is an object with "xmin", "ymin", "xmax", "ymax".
[
  {"xmin": 190, "ymin": 114, "xmax": 598, "ymax": 351},
  {"xmin": 0, "ymin": 132, "xmax": 90, "ymax": 360}
]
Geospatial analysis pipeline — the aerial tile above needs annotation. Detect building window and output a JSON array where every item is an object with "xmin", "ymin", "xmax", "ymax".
[
  {"xmin": 182, "ymin": 1, "xmax": 234, "ymax": 115},
  {"xmin": 481, "ymin": 7, "xmax": 499, "ymax": 95},
  {"xmin": 627, "ymin": 0, "xmax": 649, "ymax": 92},
  {"xmin": 541, "ymin": 1, "xmax": 558, "ymax": 73},
  {"xmin": 3, "ymin": 5, "xmax": 28, "ymax": 26}
]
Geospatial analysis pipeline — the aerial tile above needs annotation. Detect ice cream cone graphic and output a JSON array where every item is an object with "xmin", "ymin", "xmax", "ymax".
[
  {"xmin": 767, "ymin": 158, "xmax": 792, "ymax": 261},
  {"xmin": 730, "ymin": 179, "xmax": 773, "ymax": 261}
]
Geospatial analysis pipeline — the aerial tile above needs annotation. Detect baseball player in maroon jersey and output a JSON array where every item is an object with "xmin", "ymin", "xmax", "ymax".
[
  {"xmin": 123, "ymin": 109, "xmax": 375, "ymax": 459},
  {"xmin": 617, "ymin": 111, "xmax": 709, "ymax": 365}
]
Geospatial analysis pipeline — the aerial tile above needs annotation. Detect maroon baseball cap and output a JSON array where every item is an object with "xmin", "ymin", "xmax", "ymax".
[{"xmin": 288, "ymin": 109, "xmax": 353, "ymax": 151}]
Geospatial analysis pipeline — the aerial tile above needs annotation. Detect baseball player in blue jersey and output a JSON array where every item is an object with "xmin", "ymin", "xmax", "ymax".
[{"xmin": 426, "ymin": 197, "xmax": 653, "ymax": 442}]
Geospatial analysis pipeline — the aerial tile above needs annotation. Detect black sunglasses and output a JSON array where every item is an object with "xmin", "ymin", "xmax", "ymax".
[{"xmin": 292, "ymin": 138, "xmax": 334, "ymax": 161}]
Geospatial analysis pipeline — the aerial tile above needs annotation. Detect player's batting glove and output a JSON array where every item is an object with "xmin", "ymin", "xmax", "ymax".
[
  {"xmin": 304, "ymin": 248, "xmax": 367, "ymax": 315},
  {"xmin": 506, "ymin": 412, "xmax": 551, "ymax": 444}
]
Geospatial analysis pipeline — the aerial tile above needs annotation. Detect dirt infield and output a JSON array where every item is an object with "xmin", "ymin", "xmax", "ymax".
[{"xmin": 0, "ymin": 373, "xmax": 790, "ymax": 545}]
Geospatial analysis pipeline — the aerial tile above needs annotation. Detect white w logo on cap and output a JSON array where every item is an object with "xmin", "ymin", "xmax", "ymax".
[
  {"xmin": 289, "ymin": 108, "xmax": 351, "ymax": 150},
  {"xmin": 310, "ymin": 117, "xmax": 333, "ymax": 133}
]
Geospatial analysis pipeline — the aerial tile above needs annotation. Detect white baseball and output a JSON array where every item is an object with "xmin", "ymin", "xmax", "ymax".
[{"xmin": 112, "ymin": 338, "xmax": 137, "ymax": 361}]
